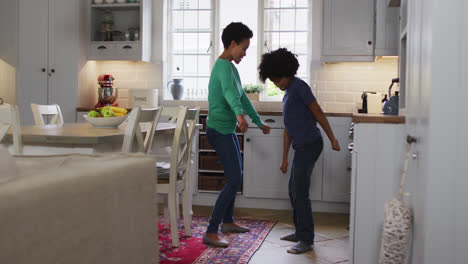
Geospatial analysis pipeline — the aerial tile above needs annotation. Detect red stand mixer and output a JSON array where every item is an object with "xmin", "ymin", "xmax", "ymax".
[{"xmin": 95, "ymin": 74, "xmax": 119, "ymax": 108}]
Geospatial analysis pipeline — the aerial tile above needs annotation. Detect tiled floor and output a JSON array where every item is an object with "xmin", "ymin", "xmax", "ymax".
[{"xmin": 192, "ymin": 206, "xmax": 350, "ymax": 264}]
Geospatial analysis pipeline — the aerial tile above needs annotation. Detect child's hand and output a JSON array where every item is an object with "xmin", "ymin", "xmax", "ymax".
[
  {"xmin": 280, "ymin": 160, "xmax": 288, "ymax": 174},
  {"xmin": 260, "ymin": 125, "xmax": 271, "ymax": 134},
  {"xmin": 331, "ymin": 138, "xmax": 340, "ymax": 151}
]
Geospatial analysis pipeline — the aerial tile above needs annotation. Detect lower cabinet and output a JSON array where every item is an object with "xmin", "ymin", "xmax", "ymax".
[
  {"xmin": 196, "ymin": 114, "xmax": 352, "ymax": 204},
  {"xmin": 322, "ymin": 117, "xmax": 353, "ymax": 202},
  {"xmin": 243, "ymin": 116, "xmax": 352, "ymax": 203},
  {"xmin": 243, "ymin": 128, "xmax": 323, "ymax": 200}
]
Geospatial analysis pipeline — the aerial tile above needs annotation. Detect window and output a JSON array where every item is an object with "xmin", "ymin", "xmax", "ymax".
[
  {"xmin": 262, "ymin": 0, "xmax": 311, "ymax": 100},
  {"xmin": 167, "ymin": 0, "xmax": 213, "ymax": 100},
  {"xmin": 166, "ymin": 0, "xmax": 311, "ymax": 101}
]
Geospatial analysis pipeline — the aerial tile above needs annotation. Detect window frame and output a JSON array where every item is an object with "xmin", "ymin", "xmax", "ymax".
[{"xmin": 164, "ymin": 0, "xmax": 312, "ymax": 101}]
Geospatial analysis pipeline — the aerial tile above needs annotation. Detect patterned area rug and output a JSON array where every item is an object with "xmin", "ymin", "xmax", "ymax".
[{"xmin": 159, "ymin": 215, "xmax": 276, "ymax": 264}]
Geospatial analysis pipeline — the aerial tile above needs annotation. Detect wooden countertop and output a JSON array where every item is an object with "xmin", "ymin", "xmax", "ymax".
[
  {"xmin": 77, "ymin": 108, "xmax": 352, "ymax": 118},
  {"xmin": 352, "ymin": 113, "xmax": 405, "ymax": 124}
]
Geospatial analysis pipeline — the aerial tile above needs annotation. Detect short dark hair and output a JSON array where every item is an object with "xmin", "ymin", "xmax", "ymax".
[
  {"xmin": 221, "ymin": 22, "xmax": 253, "ymax": 49},
  {"xmin": 258, "ymin": 48, "xmax": 299, "ymax": 83}
]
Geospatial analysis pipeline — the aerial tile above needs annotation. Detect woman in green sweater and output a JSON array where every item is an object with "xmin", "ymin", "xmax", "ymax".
[{"xmin": 203, "ymin": 22, "xmax": 270, "ymax": 248}]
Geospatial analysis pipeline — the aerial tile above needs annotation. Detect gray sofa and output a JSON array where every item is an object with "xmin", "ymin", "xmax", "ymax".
[{"xmin": 0, "ymin": 149, "xmax": 158, "ymax": 264}]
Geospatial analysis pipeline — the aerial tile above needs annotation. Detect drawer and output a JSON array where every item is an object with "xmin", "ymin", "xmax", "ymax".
[
  {"xmin": 90, "ymin": 42, "xmax": 116, "ymax": 60},
  {"xmin": 199, "ymin": 154, "xmax": 224, "ymax": 171},
  {"xmin": 200, "ymin": 134, "xmax": 243, "ymax": 150},
  {"xmin": 198, "ymin": 174, "xmax": 243, "ymax": 192},
  {"xmin": 116, "ymin": 42, "xmax": 142, "ymax": 60},
  {"xmin": 247, "ymin": 115, "xmax": 284, "ymax": 128},
  {"xmin": 198, "ymin": 175, "xmax": 226, "ymax": 191}
]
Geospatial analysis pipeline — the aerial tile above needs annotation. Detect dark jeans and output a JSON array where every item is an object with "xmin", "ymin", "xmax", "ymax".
[
  {"xmin": 289, "ymin": 137, "xmax": 324, "ymax": 244},
  {"xmin": 205, "ymin": 127, "xmax": 242, "ymax": 233}
]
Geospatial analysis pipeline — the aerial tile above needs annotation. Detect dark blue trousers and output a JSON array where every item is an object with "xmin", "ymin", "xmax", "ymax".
[
  {"xmin": 289, "ymin": 137, "xmax": 323, "ymax": 244},
  {"xmin": 205, "ymin": 127, "xmax": 242, "ymax": 233}
]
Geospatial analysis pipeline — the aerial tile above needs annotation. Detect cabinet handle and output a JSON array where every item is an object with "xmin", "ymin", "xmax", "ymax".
[
  {"xmin": 264, "ymin": 119, "xmax": 276, "ymax": 123},
  {"xmin": 347, "ymin": 143, "xmax": 354, "ymax": 152},
  {"xmin": 51, "ymin": 69, "xmax": 55, "ymax": 73},
  {"xmin": 97, "ymin": 46, "xmax": 107, "ymax": 50},
  {"xmin": 41, "ymin": 68, "xmax": 46, "ymax": 72},
  {"xmin": 347, "ymin": 167, "xmax": 352, "ymax": 172},
  {"xmin": 122, "ymin": 45, "xmax": 133, "ymax": 49},
  {"xmin": 246, "ymin": 138, "xmax": 250, "ymax": 142},
  {"xmin": 367, "ymin": 40, "xmax": 373, "ymax": 45}
]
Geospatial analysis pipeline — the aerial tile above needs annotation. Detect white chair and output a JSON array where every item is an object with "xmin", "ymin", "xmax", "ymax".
[
  {"xmin": 121, "ymin": 107, "xmax": 163, "ymax": 154},
  {"xmin": 0, "ymin": 104, "xmax": 22, "ymax": 155},
  {"xmin": 156, "ymin": 106, "xmax": 200, "ymax": 247},
  {"xmin": 30, "ymin": 103, "xmax": 64, "ymax": 125}
]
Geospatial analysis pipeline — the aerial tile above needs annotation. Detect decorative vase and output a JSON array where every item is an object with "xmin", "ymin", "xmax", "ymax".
[
  {"xmin": 167, "ymin": 79, "xmax": 184, "ymax": 100},
  {"xmin": 246, "ymin": 93, "xmax": 259, "ymax": 101}
]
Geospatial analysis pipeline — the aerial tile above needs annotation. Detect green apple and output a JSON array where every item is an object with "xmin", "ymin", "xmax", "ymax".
[
  {"xmin": 101, "ymin": 108, "xmax": 114, "ymax": 117},
  {"xmin": 88, "ymin": 110, "xmax": 99, "ymax": 118}
]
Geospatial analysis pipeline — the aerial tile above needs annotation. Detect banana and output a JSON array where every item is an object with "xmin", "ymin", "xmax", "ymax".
[{"xmin": 108, "ymin": 106, "xmax": 127, "ymax": 115}]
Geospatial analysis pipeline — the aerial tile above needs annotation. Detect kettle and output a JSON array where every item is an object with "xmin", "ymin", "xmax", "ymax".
[{"xmin": 382, "ymin": 78, "xmax": 399, "ymax": 115}]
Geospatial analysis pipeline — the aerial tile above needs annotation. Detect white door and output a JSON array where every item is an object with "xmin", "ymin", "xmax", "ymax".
[
  {"xmin": 322, "ymin": 117, "xmax": 352, "ymax": 202},
  {"xmin": 322, "ymin": 0, "xmax": 375, "ymax": 56},
  {"xmin": 243, "ymin": 128, "xmax": 322, "ymax": 200},
  {"xmin": 48, "ymin": 0, "xmax": 79, "ymax": 123},
  {"xmin": 17, "ymin": 0, "xmax": 48, "ymax": 125}
]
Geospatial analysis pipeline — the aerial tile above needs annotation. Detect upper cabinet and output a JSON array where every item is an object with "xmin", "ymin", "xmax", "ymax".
[
  {"xmin": 322, "ymin": 0, "xmax": 400, "ymax": 62},
  {"xmin": 375, "ymin": 0, "xmax": 399, "ymax": 56},
  {"xmin": 89, "ymin": 0, "xmax": 152, "ymax": 61}
]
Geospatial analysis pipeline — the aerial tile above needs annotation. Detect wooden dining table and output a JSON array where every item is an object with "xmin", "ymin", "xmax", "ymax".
[{"xmin": 3, "ymin": 122, "xmax": 177, "ymax": 155}]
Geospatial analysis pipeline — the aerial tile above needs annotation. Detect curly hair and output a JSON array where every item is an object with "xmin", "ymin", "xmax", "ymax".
[
  {"xmin": 221, "ymin": 22, "xmax": 253, "ymax": 49},
  {"xmin": 258, "ymin": 48, "xmax": 299, "ymax": 83}
]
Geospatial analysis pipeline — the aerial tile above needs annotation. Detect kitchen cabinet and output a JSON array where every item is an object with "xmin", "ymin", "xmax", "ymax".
[
  {"xmin": 322, "ymin": 117, "xmax": 353, "ymax": 202},
  {"xmin": 375, "ymin": 0, "xmax": 400, "ymax": 56},
  {"xmin": 321, "ymin": 0, "xmax": 400, "ymax": 62},
  {"xmin": 89, "ymin": 0, "xmax": 152, "ymax": 61},
  {"xmin": 322, "ymin": 0, "xmax": 375, "ymax": 62},
  {"xmin": 349, "ymin": 122, "xmax": 405, "ymax": 264},
  {"xmin": 17, "ymin": 0, "xmax": 84, "ymax": 125},
  {"xmin": 243, "ymin": 116, "xmax": 351, "ymax": 203}
]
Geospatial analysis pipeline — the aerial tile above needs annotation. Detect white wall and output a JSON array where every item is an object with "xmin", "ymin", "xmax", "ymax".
[{"xmin": 405, "ymin": 0, "xmax": 468, "ymax": 263}]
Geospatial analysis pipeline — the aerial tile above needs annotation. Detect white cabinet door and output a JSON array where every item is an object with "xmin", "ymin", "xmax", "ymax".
[
  {"xmin": 17, "ymin": 0, "xmax": 81, "ymax": 125},
  {"xmin": 243, "ymin": 128, "xmax": 322, "ymax": 200},
  {"xmin": 322, "ymin": 117, "xmax": 352, "ymax": 202},
  {"xmin": 243, "ymin": 128, "xmax": 290, "ymax": 199},
  {"xmin": 48, "ymin": 0, "xmax": 79, "ymax": 123},
  {"xmin": 17, "ymin": 0, "xmax": 49, "ymax": 125},
  {"xmin": 375, "ymin": 0, "xmax": 400, "ymax": 56},
  {"xmin": 322, "ymin": 0, "xmax": 375, "ymax": 61}
]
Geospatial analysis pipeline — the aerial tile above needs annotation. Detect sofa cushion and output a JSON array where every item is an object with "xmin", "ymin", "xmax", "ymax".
[{"xmin": 0, "ymin": 146, "xmax": 17, "ymax": 183}]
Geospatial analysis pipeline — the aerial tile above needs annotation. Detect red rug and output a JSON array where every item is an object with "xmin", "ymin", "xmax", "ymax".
[{"xmin": 159, "ymin": 215, "xmax": 276, "ymax": 264}]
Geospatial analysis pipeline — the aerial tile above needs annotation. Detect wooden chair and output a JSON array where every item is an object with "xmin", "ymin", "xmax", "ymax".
[
  {"xmin": 156, "ymin": 106, "xmax": 200, "ymax": 247},
  {"xmin": 30, "ymin": 103, "xmax": 64, "ymax": 125},
  {"xmin": 121, "ymin": 107, "xmax": 163, "ymax": 154},
  {"xmin": 0, "ymin": 104, "xmax": 23, "ymax": 155}
]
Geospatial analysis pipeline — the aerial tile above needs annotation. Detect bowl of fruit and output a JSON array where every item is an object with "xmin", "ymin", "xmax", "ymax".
[{"xmin": 84, "ymin": 107, "xmax": 128, "ymax": 128}]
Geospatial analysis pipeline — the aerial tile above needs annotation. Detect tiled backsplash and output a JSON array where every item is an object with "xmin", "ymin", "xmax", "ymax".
[{"xmin": 80, "ymin": 57, "xmax": 398, "ymax": 113}]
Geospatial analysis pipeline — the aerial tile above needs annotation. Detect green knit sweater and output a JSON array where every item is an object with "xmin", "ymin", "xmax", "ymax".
[{"xmin": 206, "ymin": 59, "xmax": 263, "ymax": 134}]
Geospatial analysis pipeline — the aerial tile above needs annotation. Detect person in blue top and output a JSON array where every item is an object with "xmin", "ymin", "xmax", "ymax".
[{"xmin": 258, "ymin": 48, "xmax": 341, "ymax": 254}]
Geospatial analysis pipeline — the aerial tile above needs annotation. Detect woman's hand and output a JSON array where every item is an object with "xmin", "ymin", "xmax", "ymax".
[
  {"xmin": 280, "ymin": 159, "xmax": 288, "ymax": 174},
  {"xmin": 260, "ymin": 125, "xmax": 271, "ymax": 134},
  {"xmin": 331, "ymin": 138, "xmax": 340, "ymax": 151},
  {"xmin": 236, "ymin": 115, "xmax": 248, "ymax": 133}
]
